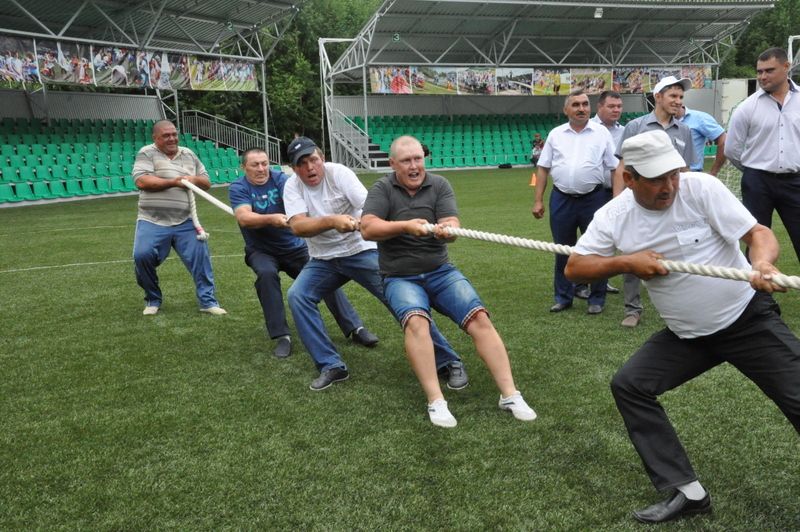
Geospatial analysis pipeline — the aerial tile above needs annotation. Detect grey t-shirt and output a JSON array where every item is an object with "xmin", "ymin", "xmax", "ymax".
[
  {"xmin": 618, "ymin": 111, "xmax": 695, "ymax": 167},
  {"xmin": 133, "ymin": 144, "xmax": 208, "ymax": 226},
  {"xmin": 363, "ymin": 172, "xmax": 458, "ymax": 276}
]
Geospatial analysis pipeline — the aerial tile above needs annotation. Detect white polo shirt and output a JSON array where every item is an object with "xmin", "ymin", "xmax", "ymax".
[{"xmin": 538, "ymin": 119, "xmax": 618, "ymax": 194}]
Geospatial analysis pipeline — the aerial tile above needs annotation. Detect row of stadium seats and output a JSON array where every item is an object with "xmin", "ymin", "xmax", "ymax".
[
  {"xmin": 0, "ymin": 117, "xmax": 158, "ymax": 135},
  {"xmin": 353, "ymin": 112, "xmax": 647, "ymax": 168},
  {"xmin": 0, "ymin": 167, "xmax": 244, "ymax": 204}
]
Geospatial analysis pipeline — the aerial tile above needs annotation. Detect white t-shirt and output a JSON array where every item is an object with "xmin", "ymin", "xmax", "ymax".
[
  {"xmin": 574, "ymin": 172, "xmax": 756, "ymax": 338},
  {"xmin": 283, "ymin": 162, "xmax": 377, "ymax": 260}
]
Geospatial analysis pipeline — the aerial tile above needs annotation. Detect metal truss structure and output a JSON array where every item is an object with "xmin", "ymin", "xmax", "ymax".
[{"xmin": 320, "ymin": 0, "xmax": 774, "ymax": 169}]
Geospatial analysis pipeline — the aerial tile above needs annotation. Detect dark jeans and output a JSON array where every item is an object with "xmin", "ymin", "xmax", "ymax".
[
  {"xmin": 245, "ymin": 246, "xmax": 360, "ymax": 340},
  {"xmin": 549, "ymin": 185, "xmax": 609, "ymax": 306},
  {"xmin": 610, "ymin": 292, "xmax": 800, "ymax": 490},
  {"xmin": 741, "ymin": 167, "xmax": 800, "ymax": 261}
]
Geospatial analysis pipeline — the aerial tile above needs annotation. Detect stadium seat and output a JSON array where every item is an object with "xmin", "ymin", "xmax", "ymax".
[
  {"xmin": 0, "ymin": 165, "xmax": 17, "ymax": 182},
  {"xmin": 65, "ymin": 179, "xmax": 88, "ymax": 196},
  {"xmin": 17, "ymin": 166, "xmax": 35, "ymax": 182},
  {"xmin": 14, "ymin": 181, "xmax": 36, "ymax": 201},
  {"xmin": 50, "ymin": 165, "xmax": 67, "ymax": 180},
  {"xmin": 34, "ymin": 166, "xmax": 51, "ymax": 181},
  {"xmin": 65, "ymin": 164, "xmax": 81, "ymax": 180},
  {"xmin": 109, "ymin": 176, "xmax": 127, "ymax": 192},
  {"xmin": 47, "ymin": 179, "xmax": 70, "ymax": 198},
  {"xmin": 95, "ymin": 162, "xmax": 110, "ymax": 177},
  {"xmin": 54, "ymin": 153, "xmax": 71, "ymax": 167},
  {"xmin": 123, "ymin": 175, "xmax": 136, "ymax": 191},
  {"xmin": 32, "ymin": 180, "xmax": 55, "ymax": 199},
  {"xmin": 95, "ymin": 177, "xmax": 112, "ymax": 194},
  {"xmin": 0, "ymin": 183, "xmax": 20, "ymax": 202},
  {"xmin": 79, "ymin": 163, "xmax": 96, "ymax": 178}
]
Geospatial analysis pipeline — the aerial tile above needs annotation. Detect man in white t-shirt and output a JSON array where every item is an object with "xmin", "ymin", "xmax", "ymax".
[
  {"xmin": 565, "ymin": 130, "xmax": 800, "ymax": 524},
  {"xmin": 283, "ymin": 137, "xmax": 468, "ymax": 392}
]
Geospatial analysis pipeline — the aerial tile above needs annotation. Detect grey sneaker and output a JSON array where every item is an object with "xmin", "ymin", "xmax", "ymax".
[
  {"xmin": 310, "ymin": 367, "xmax": 350, "ymax": 391},
  {"xmin": 274, "ymin": 336, "xmax": 291, "ymax": 358},
  {"xmin": 439, "ymin": 361, "xmax": 469, "ymax": 390}
]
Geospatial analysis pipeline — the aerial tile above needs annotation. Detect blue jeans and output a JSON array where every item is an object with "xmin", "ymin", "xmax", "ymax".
[
  {"xmin": 133, "ymin": 219, "xmax": 219, "ymax": 309},
  {"xmin": 287, "ymin": 249, "xmax": 461, "ymax": 372},
  {"xmin": 549, "ymin": 186, "xmax": 609, "ymax": 306},
  {"xmin": 245, "ymin": 245, "xmax": 361, "ymax": 339},
  {"xmin": 383, "ymin": 263, "xmax": 485, "ymax": 330}
]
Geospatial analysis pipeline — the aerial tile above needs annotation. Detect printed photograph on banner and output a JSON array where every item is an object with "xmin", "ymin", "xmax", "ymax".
[
  {"xmin": 134, "ymin": 51, "xmax": 152, "ymax": 88},
  {"xmin": 37, "ymin": 41, "xmax": 93, "ymax": 85},
  {"xmin": 532, "ymin": 68, "xmax": 570, "ymax": 96},
  {"xmin": 682, "ymin": 65, "xmax": 712, "ymax": 89},
  {"xmin": 148, "ymin": 51, "xmax": 172, "ymax": 90},
  {"xmin": 0, "ymin": 36, "xmax": 39, "ymax": 89},
  {"xmin": 570, "ymin": 68, "xmax": 611, "ymax": 95},
  {"xmin": 225, "ymin": 61, "xmax": 257, "ymax": 92},
  {"xmin": 168, "ymin": 54, "xmax": 190, "ymax": 89},
  {"xmin": 189, "ymin": 57, "xmax": 227, "ymax": 90},
  {"xmin": 613, "ymin": 67, "xmax": 648, "ymax": 94},
  {"xmin": 410, "ymin": 66, "xmax": 458, "ymax": 94},
  {"xmin": 649, "ymin": 68, "xmax": 682, "ymax": 93},
  {"xmin": 369, "ymin": 66, "xmax": 411, "ymax": 94},
  {"xmin": 457, "ymin": 67, "xmax": 496, "ymax": 95},
  {"xmin": 496, "ymin": 68, "xmax": 534, "ymax": 95},
  {"xmin": 93, "ymin": 47, "xmax": 137, "ymax": 87}
]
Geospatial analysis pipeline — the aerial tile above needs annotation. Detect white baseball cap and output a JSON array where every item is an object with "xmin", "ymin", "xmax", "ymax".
[
  {"xmin": 652, "ymin": 75, "xmax": 692, "ymax": 94},
  {"xmin": 621, "ymin": 130, "xmax": 686, "ymax": 178}
]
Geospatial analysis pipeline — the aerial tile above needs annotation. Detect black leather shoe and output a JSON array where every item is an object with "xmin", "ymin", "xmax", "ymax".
[
  {"xmin": 633, "ymin": 491, "xmax": 711, "ymax": 524},
  {"xmin": 351, "ymin": 327, "xmax": 379, "ymax": 347},
  {"xmin": 549, "ymin": 302, "xmax": 572, "ymax": 313}
]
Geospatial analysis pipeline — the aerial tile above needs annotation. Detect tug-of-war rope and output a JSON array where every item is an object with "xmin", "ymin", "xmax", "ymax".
[{"xmin": 178, "ymin": 182, "xmax": 800, "ymax": 291}]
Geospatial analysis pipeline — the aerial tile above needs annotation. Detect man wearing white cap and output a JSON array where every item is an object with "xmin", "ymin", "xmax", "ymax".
[
  {"xmin": 610, "ymin": 75, "xmax": 695, "ymax": 328},
  {"xmin": 565, "ymin": 129, "xmax": 800, "ymax": 524}
]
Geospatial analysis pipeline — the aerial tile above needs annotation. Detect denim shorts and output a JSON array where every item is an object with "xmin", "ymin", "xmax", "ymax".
[{"xmin": 383, "ymin": 263, "xmax": 486, "ymax": 330}]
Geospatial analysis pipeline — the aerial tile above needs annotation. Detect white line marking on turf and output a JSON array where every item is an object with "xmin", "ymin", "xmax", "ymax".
[
  {"xmin": 0, "ymin": 225, "xmax": 131, "ymax": 237},
  {"xmin": 0, "ymin": 254, "xmax": 244, "ymax": 274}
]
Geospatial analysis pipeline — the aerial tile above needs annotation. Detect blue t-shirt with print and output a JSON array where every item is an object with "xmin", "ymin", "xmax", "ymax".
[{"xmin": 228, "ymin": 170, "xmax": 305, "ymax": 255}]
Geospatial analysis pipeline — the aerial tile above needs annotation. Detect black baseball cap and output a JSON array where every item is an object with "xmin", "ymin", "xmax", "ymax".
[{"xmin": 287, "ymin": 136, "xmax": 318, "ymax": 166}]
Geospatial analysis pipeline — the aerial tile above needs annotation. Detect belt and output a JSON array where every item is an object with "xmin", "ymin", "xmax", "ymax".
[
  {"xmin": 744, "ymin": 167, "xmax": 800, "ymax": 179},
  {"xmin": 553, "ymin": 184, "xmax": 604, "ymax": 198}
]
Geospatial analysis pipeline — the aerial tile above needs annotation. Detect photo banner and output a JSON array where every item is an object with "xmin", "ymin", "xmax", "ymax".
[
  {"xmin": 457, "ymin": 67, "xmax": 496, "ymax": 95},
  {"xmin": 570, "ymin": 68, "xmax": 612, "ymax": 94},
  {"xmin": 613, "ymin": 67, "xmax": 649, "ymax": 94},
  {"xmin": 410, "ymin": 66, "xmax": 457, "ymax": 95},
  {"xmin": 37, "ymin": 41, "xmax": 94, "ymax": 85},
  {"xmin": 168, "ymin": 54, "xmax": 190, "ymax": 90},
  {"xmin": 0, "ymin": 36, "xmax": 40, "ymax": 90},
  {"xmin": 92, "ymin": 47, "xmax": 137, "ymax": 87},
  {"xmin": 682, "ymin": 66, "xmax": 712, "ymax": 89},
  {"xmin": 369, "ymin": 66, "xmax": 411, "ymax": 94},
  {"xmin": 648, "ymin": 68, "xmax": 682, "ymax": 93},
  {"xmin": 225, "ymin": 61, "xmax": 258, "ymax": 92},
  {"xmin": 532, "ymin": 68, "xmax": 570, "ymax": 96},
  {"xmin": 496, "ymin": 68, "xmax": 533, "ymax": 95}
]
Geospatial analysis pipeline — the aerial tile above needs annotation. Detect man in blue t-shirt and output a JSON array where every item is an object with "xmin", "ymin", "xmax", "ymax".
[{"xmin": 228, "ymin": 148, "xmax": 377, "ymax": 358}]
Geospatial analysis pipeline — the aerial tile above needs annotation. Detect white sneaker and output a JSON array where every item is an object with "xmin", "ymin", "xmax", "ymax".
[
  {"xmin": 143, "ymin": 306, "xmax": 159, "ymax": 316},
  {"xmin": 427, "ymin": 398, "xmax": 457, "ymax": 428},
  {"xmin": 200, "ymin": 306, "xmax": 227, "ymax": 316},
  {"xmin": 499, "ymin": 392, "xmax": 537, "ymax": 421}
]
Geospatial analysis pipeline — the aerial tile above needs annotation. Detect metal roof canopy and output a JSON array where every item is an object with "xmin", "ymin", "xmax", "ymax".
[
  {"xmin": 0, "ymin": 0, "xmax": 300, "ymax": 61},
  {"xmin": 325, "ymin": 0, "xmax": 774, "ymax": 83}
]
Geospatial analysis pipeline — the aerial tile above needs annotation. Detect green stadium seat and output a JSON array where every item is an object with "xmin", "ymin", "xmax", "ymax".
[
  {"xmin": 59, "ymin": 143, "xmax": 74, "ymax": 154},
  {"xmin": 95, "ymin": 177, "xmax": 112, "ymax": 194},
  {"xmin": 47, "ymin": 179, "xmax": 70, "ymax": 198},
  {"xmin": 121, "ymin": 161, "xmax": 133, "ymax": 175},
  {"xmin": 23, "ymin": 154, "xmax": 40, "ymax": 167},
  {"xmin": 65, "ymin": 164, "xmax": 81, "ymax": 179},
  {"xmin": 32, "ymin": 180, "xmax": 55, "ymax": 199},
  {"xmin": 18, "ymin": 166, "xmax": 35, "ymax": 182},
  {"xmin": 109, "ymin": 176, "xmax": 127, "ymax": 192},
  {"xmin": 65, "ymin": 179, "xmax": 88, "ymax": 196},
  {"xmin": 123, "ymin": 175, "xmax": 136, "ymax": 190},
  {"xmin": 54, "ymin": 153, "xmax": 70, "ymax": 166},
  {"xmin": 34, "ymin": 166, "xmax": 51, "ymax": 181},
  {"xmin": 0, "ymin": 183, "xmax": 19, "ymax": 202},
  {"xmin": 7, "ymin": 154, "xmax": 24, "ymax": 167},
  {"xmin": 95, "ymin": 162, "xmax": 110, "ymax": 177},
  {"xmin": 79, "ymin": 163, "xmax": 96, "ymax": 178},
  {"xmin": 15, "ymin": 181, "xmax": 36, "ymax": 201},
  {"xmin": 14, "ymin": 144, "xmax": 31, "ymax": 155},
  {"xmin": 107, "ymin": 162, "xmax": 124, "ymax": 176},
  {"xmin": 50, "ymin": 165, "xmax": 67, "ymax": 180},
  {"xmin": 0, "ymin": 165, "xmax": 17, "ymax": 182}
]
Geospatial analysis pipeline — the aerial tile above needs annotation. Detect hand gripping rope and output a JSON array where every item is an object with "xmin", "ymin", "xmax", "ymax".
[{"xmin": 422, "ymin": 224, "xmax": 800, "ymax": 291}]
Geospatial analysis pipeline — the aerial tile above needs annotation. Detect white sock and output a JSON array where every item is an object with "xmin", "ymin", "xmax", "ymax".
[{"xmin": 677, "ymin": 480, "xmax": 706, "ymax": 500}]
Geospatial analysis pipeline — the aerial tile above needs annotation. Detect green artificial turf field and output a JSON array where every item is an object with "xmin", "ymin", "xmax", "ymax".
[{"xmin": 1, "ymin": 167, "xmax": 798, "ymax": 530}]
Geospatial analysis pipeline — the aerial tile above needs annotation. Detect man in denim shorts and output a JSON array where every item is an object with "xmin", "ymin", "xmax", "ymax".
[{"xmin": 361, "ymin": 135, "xmax": 537, "ymax": 428}]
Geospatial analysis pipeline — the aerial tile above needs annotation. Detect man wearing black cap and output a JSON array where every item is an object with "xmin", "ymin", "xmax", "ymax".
[
  {"xmin": 566, "ymin": 129, "xmax": 800, "ymax": 524},
  {"xmin": 282, "ymin": 137, "xmax": 468, "ymax": 392}
]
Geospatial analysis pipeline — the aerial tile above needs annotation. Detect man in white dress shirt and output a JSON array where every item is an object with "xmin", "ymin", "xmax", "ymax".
[
  {"xmin": 726, "ymin": 47, "xmax": 800, "ymax": 261},
  {"xmin": 532, "ymin": 89, "xmax": 618, "ymax": 314}
]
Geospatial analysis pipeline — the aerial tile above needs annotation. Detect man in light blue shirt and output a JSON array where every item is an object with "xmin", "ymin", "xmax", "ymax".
[{"xmin": 676, "ymin": 105, "xmax": 726, "ymax": 175}]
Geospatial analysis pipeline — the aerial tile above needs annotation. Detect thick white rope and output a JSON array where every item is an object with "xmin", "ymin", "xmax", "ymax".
[
  {"xmin": 181, "ymin": 179, "xmax": 235, "ymax": 216},
  {"xmin": 423, "ymin": 224, "xmax": 800, "ymax": 291},
  {"xmin": 186, "ymin": 188, "xmax": 209, "ymax": 241}
]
